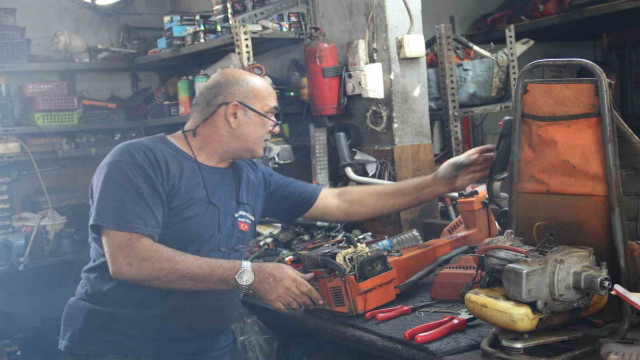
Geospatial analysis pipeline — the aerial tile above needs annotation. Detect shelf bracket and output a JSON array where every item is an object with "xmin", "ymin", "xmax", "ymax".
[
  {"xmin": 505, "ymin": 24, "xmax": 519, "ymax": 96},
  {"xmin": 436, "ymin": 24, "xmax": 464, "ymax": 157},
  {"xmin": 232, "ymin": 20, "xmax": 254, "ymax": 68}
]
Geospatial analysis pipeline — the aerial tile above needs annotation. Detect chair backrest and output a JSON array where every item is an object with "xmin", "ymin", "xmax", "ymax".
[{"xmin": 510, "ymin": 78, "xmax": 614, "ymax": 260}]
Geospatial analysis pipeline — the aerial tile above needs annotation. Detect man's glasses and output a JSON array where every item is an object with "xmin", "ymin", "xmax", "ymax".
[
  {"xmin": 200, "ymin": 101, "xmax": 281, "ymax": 131},
  {"xmin": 234, "ymin": 101, "xmax": 282, "ymax": 131}
]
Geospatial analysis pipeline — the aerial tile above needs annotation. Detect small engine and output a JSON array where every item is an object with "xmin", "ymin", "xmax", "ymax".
[{"xmin": 477, "ymin": 230, "xmax": 611, "ymax": 314}]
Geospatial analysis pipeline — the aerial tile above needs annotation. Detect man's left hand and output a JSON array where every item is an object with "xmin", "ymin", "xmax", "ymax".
[{"xmin": 434, "ymin": 145, "xmax": 495, "ymax": 192}]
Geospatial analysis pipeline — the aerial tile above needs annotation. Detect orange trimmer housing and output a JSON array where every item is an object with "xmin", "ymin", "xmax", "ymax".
[{"xmin": 312, "ymin": 192, "xmax": 497, "ymax": 315}]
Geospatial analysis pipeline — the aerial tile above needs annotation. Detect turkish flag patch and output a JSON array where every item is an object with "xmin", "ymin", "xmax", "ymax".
[{"xmin": 238, "ymin": 221, "xmax": 250, "ymax": 231}]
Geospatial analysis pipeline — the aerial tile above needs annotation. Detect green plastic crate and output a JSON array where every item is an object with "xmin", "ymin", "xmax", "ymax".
[{"xmin": 33, "ymin": 111, "xmax": 79, "ymax": 126}]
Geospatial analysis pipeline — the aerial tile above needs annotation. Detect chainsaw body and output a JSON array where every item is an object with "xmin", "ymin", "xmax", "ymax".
[{"xmin": 304, "ymin": 192, "xmax": 497, "ymax": 315}]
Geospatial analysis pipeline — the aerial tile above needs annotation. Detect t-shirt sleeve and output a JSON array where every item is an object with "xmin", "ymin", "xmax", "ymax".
[
  {"xmin": 89, "ymin": 159, "xmax": 166, "ymax": 241},
  {"xmin": 262, "ymin": 168, "xmax": 322, "ymax": 224}
]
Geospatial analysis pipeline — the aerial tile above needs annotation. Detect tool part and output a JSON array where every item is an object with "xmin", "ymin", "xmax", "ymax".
[
  {"xmin": 430, "ymin": 255, "xmax": 481, "ymax": 301},
  {"xmin": 611, "ymin": 284, "xmax": 640, "ymax": 311},
  {"xmin": 365, "ymin": 301, "xmax": 438, "ymax": 321},
  {"xmin": 404, "ymin": 311, "xmax": 476, "ymax": 344},
  {"xmin": 364, "ymin": 305, "xmax": 403, "ymax": 320},
  {"xmin": 473, "ymin": 231, "xmax": 610, "ymax": 314}
]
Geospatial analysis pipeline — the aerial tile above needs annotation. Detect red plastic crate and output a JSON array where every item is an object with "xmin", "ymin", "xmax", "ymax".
[
  {"xmin": 32, "ymin": 95, "xmax": 78, "ymax": 111},
  {"xmin": 21, "ymin": 82, "xmax": 68, "ymax": 98},
  {"xmin": 0, "ymin": 25, "xmax": 25, "ymax": 40}
]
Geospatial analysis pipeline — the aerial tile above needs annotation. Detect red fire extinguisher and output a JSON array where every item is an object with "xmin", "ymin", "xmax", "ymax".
[{"xmin": 304, "ymin": 26, "xmax": 345, "ymax": 116}]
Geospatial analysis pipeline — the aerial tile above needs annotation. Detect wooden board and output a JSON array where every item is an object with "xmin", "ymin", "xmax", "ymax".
[{"xmin": 393, "ymin": 143, "xmax": 439, "ymax": 232}]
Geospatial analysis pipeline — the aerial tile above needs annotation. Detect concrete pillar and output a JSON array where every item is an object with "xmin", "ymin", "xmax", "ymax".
[{"xmin": 315, "ymin": 0, "xmax": 438, "ymax": 234}]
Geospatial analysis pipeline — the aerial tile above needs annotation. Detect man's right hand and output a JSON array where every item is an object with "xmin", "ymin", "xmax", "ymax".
[{"xmin": 250, "ymin": 263, "xmax": 324, "ymax": 313}]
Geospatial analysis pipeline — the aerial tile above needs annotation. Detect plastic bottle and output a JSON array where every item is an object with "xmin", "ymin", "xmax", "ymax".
[{"xmin": 371, "ymin": 229, "xmax": 423, "ymax": 251}]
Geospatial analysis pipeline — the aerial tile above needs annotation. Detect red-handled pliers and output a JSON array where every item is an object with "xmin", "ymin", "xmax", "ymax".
[
  {"xmin": 403, "ymin": 310, "xmax": 476, "ymax": 344},
  {"xmin": 364, "ymin": 301, "xmax": 438, "ymax": 322}
]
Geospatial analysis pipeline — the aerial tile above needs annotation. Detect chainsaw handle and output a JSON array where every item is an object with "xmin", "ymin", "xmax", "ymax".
[
  {"xmin": 403, "ymin": 316, "xmax": 454, "ymax": 341},
  {"xmin": 413, "ymin": 317, "xmax": 468, "ymax": 344},
  {"xmin": 375, "ymin": 305, "xmax": 412, "ymax": 321}
]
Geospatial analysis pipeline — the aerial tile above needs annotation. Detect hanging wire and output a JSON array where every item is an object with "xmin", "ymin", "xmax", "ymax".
[
  {"xmin": 364, "ymin": 0, "xmax": 377, "ymax": 65},
  {"xmin": 14, "ymin": 137, "xmax": 53, "ymax": 213},
  {"xmin": 401, "ymin": 0, "xmax": 414, "ymax": 34}
]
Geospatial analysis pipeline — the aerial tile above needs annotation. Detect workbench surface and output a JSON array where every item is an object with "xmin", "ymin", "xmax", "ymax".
[{"xmin": 244, "ymin": 281, "xmax": 494, "ymax": 360}]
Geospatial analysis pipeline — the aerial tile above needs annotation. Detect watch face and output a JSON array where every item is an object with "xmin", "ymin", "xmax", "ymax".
[{"xmin": 236, "ymin": 269, "xmax": 254, "ymax": 286}]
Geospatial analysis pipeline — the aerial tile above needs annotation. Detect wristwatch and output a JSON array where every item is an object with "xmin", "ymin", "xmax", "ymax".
[{"xmin": 235, "ymin": 260, "xmax": 254, "ymax": 295}]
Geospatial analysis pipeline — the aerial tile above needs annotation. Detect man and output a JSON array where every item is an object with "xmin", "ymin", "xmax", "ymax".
[{"xmin": 59, "ymin": 69, "xmax": 494, "ymax": 360}]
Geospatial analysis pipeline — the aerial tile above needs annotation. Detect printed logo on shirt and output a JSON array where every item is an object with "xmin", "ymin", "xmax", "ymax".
[
  {"xmin": 238, "ymin": 221, "xmax": 250, "ymax": 231},
  {"xmin": 234, "ymin": 210, "xmax": 254, "ymax": 232}
]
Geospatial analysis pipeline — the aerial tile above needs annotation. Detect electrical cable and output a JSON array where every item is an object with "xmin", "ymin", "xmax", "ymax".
[
  {"xmin": 14, "ymin": 137, "xmax": 53, "ymax": 213},
  {"xmin": 401, "ymin": 0, "xmax": 414, "ymax": 34},
  {"xmin": 364, "ymin": 0, "xmax": 377, "ymax": 65}
]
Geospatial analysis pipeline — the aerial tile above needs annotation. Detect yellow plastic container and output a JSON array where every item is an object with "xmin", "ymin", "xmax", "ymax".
[{"xmin": 465, "ymin": 287, "xmax": 608, "ymax": 332}]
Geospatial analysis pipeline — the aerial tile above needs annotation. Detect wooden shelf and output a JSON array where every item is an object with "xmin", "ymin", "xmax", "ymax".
[
  {"xmin": 133, "ymin": 31, "xmax": 304, "ymax": 69},
  {"xmin": 0, "ymin": 61, "xmax": 132, "ymax": 73},
  {"xmin": 464, "ymin": 0, "xmax": 640, "ymax": 43},
  {"xmin": 0, "ymin": 115, "xmax": 187, "ymax": 135}
]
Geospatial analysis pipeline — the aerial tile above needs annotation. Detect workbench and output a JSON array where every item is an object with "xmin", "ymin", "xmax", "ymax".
[{"xmin": 243, "ymin": 280, "xmax": 493, "ymax": 360}]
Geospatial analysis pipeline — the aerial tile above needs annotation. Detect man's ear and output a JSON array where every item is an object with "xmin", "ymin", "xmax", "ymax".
[{"xmin": 225, "ymin": 102, "xmax": 242, "ymax": 129}]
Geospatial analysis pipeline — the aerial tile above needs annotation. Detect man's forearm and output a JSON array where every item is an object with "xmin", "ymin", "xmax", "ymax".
[
  {"xmin": 308, "ymin": 173, "xmax": 450, "ymax": 222},
  {"xmin": 103, "ymin": 229, "xmax": 240, "ymax": 291}
]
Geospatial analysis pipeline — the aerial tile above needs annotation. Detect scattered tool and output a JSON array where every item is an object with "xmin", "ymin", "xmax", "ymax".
[
  {"xmin": 611, "ymin": 284, "xmax": 640, "ymax": 311},
  {"xmin": 403, "ymin": 310, "xmax": 477, "ymax": 344},
  {"xmin": 365, "ymin": 301, "xmax": 438, "ymax": 322}
]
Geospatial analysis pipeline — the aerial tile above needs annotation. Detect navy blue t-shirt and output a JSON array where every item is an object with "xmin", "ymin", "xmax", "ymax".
[{"xmin": 59, "ymin": 134, "xmax": 322, "ymax": 357}]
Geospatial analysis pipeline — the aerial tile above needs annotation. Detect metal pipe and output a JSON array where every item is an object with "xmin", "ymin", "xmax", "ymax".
[
  {"xmin": 344, "ymin": 166, "xmax": 459, "ymax": 199},
  {"xmin": 344, "ymin": 166, "xmax": 393, "ymax": 185}
]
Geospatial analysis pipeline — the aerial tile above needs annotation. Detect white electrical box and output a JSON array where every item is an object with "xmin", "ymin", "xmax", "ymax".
[
  {"xmin": 346, "ymin": 63, "xmax": 384, "ymax": 99},
  {"xmin": 361, "ymin": 63, "xmax": 384, "ymax": 99},
  {"xmin": 396, "ymin": 34, "xmax": 426, "ymax": 59},
  {"xmin": 345, "ymin": 71, "xmax": 362, "ymax": 95},
  {"xmin": 345, "ymin": 39, "xmax": 384, "ymax": 98}
]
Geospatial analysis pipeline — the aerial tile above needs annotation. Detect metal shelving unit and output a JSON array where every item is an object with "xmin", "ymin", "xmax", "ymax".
[
  {"xmin": 0, "ymin": 146, "xmax": 114, "ymax": 162},
  {"xmin": 464, "ymin": 0, "xmax": 640, "ymax": 43},
  {"xmin": 0, "ymin": 61, "xmax": 132, "ymax": 73},
  {"xmin": 133, "ymin": 32, "xmax": 303, "ymax": 69},
  {"xmin": 435, "ymin": 24, "xmax": 518, "ymax": 157},
  {"xmin": 0, "ymin": 115, "xmax": 188, "ymax": 135}
]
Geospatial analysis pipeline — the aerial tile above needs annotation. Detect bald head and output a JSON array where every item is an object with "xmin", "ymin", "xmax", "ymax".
[{"xmin": 189, "ymin": 68, "xmax": 272, "ymax": 125}]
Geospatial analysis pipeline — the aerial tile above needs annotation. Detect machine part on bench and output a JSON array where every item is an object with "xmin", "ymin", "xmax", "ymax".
[
  {"xmin": 396, "ymin": 244, "xmax": 477, "ymax": 293},
  {"xmin": 478, "ymin": 230, "xmax": 610, "ymax": 314},
  {"xmin": 430, "ymin": 255, "xmax": 481, "ymax": 301},
  {"xmin": 355, "ymin": 253, "xmax": 392, "ymax": 282}
]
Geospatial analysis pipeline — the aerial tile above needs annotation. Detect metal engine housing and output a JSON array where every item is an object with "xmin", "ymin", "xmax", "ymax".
[{"xmin": 481, "ymin": 231, "xmax": 610, "ymax": 313}]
